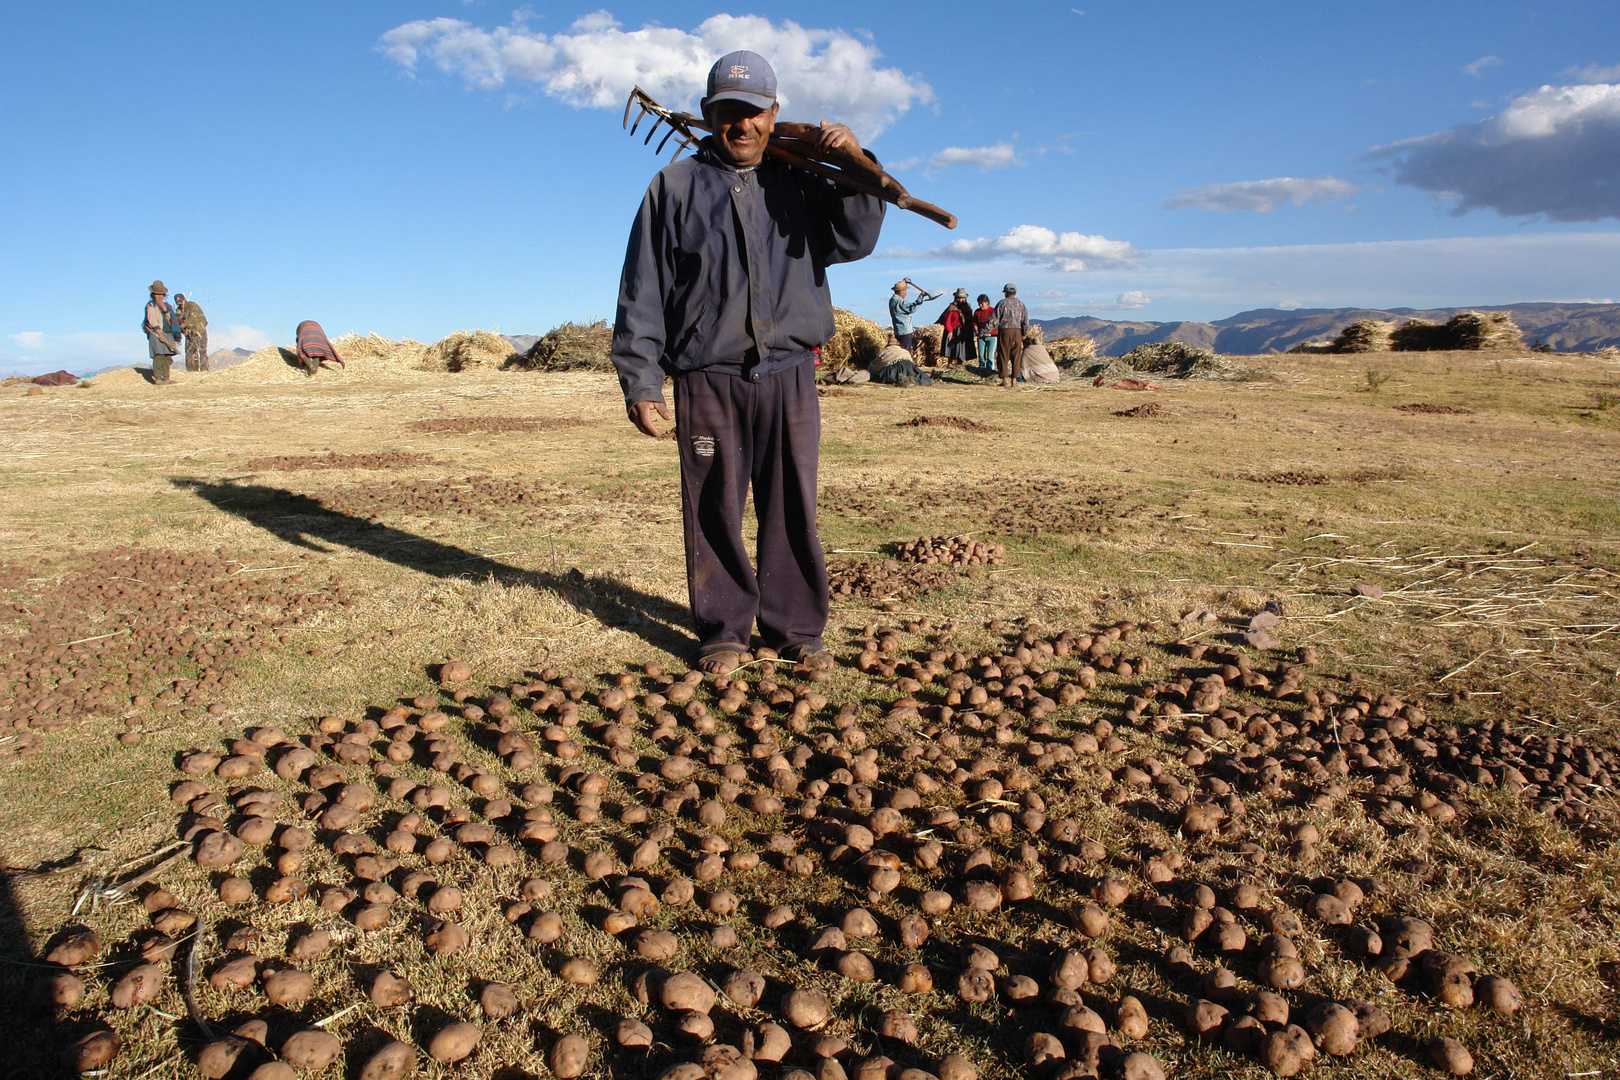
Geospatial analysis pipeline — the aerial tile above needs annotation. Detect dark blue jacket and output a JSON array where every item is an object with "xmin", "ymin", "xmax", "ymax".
[{"xmin": 610, "ymin": 138, "xmax": 887, "ymax": 407}]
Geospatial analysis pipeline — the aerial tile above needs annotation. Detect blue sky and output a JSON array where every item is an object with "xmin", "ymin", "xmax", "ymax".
[{"xmin": 3, "ymin": 1, "xmax": 1619, "ymax": 375}]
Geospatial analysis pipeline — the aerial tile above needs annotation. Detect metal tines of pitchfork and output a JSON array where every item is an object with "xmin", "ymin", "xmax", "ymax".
[{"xmin": 623, "ymin": 87, "xmax": 703, "ymax": 161}]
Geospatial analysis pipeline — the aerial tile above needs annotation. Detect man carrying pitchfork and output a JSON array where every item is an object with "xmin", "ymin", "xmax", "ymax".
[{"xmin": 610, "ymin": 50, "xmax": 887, "ymax": 676}]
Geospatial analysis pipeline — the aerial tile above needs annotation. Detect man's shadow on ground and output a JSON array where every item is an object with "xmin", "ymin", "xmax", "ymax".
[{"xmin": 171, "ymin": 478, "xmax": 695, "ymax": 657}]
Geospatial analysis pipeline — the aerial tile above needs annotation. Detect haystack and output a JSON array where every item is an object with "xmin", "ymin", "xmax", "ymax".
[
  {"xmin": 1119, "ymin": 341, "xmax": 1231, "ymax": 378},
  {"xmin": 1390, "ymin": 319, "xmax": 1450, "ymax": 352},
  {"xmin": 912, "ymin": 324, "xmax": 943, "ymax": 366},
  {"xmin": 333, "ymin": 333, "xmax": 427, "ymax": 369},
  {"xmin": 1047, "ymin": 336, "xmax": 1097, "ymax": 365},
  {"xmin": 422, "ymin": 330, "xmax": 518, "ymax": 372},
  {"xmin": 822, "ymin": 308, "xmax": 887, "ymax": 371},
  {"xmin": 1330, "ymin": 320, "xmax": 1394, "ymax": 353},
  {"xmin": 516, "ymin": 320, "xmax": 614, "ymax": 371},
  {"xmin": 1445, "ymin": 310, "xmax": 1522, "ymax": 350}
]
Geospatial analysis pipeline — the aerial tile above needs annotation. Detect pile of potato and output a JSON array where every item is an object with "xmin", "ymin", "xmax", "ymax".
[
  {"xmin": 893, "ymin": 536, "xmax": 1005, "ymax": 568},
  {"xmin": 0, "ymin": 548, "xmax": 350, "ymax": 754},
  {"xmin": 27, "ymin": 614, "xmax": 1599, "ymax": 1079}
]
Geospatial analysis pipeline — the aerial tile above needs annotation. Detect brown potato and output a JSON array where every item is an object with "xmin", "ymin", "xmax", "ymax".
[
  {"xmin": 1428, "ymin": 1037, "xmax": 1474, "ymax": 1075},
  {"xmin": 559, "ymin": 957, "xmax": 598, "ymax": 985},
  {"xmin": 749, "ymin": 1021, "xmax": 793, "ymax": 1062},
  {"xmin": 245, "ymin": 1065, "xmax": 297, "ymax": 1080},
  {"xmin": 782, "ymin": 987, "xmax": 832, "ymax": 1029},
  {"xmin": 898, "ymin": 963, "xmax": 933, "ymax": 994},
  {"xmin": 1476, "ymin": 975, "xmax": 1522, "ymax": 1015},
  {"xmin": 371, "ymin": 969, "xmax": 414, "ymax": 1007},
  {"xmin": 46, "ymin": 929, "xmax": 103, "ymax": 967},
  {"xmin": 1260, "ymin": 1025, "xmax": 1315, "ymax": 1077},
  {"xmin": 197, "ymin": 1037, "xmax": 251, "ymax": 1080},
  {"xmin": 661, "ymin": 972, "xmax": 716, "ymax": 1013},
  {"xmin": 280, "ymin": 1029, "xmax": 342, "ymax": 1070},
  {"xmin": 1121, "ymin": 1052, "xmax": 1165, "ymax": 1080},
  {"xmin": 31, "ymin": 971, "xmax": 84, "ymax": 1011},
  {"xmin": 264, "ymin": 968, "xmax": 314, "ymax": 1007},
  {"xmin": 61, "ymin": 1031, "xmax": 122, "ymax": 1073},
  {"xmin": 723, "ymin": 969, "xmax": 767, "ymax": 1008},
  {"xmin": 109, "ymin": 963, "xmax": 165, "ymax": 1008},
  {"xmin": 358, "ymin": 1040, "xmax": 418, "ymax": 1080},
  {"xmin": 1304, "ymin": 1002, "xmax": 1358, "ymax": 1056},
  {"xmin": 481, "ymin": 982, "xmax": 520, "ymax": 1019},
  {"xmin": 549, "ymin": 1034, "xmax": 590, "ymax": 1078},
  {"xmin": 617, "ymin": 1018, "xmax": 654, "ymax": 1047},
  {"xmin": 1114, "ymin": 995, "xmax": 1149, "ymax": 1040},
  {"xmin": 428, "ymin": 1021, "xmax": 482, "ymax": 1063},
  {"xmin": 425, "ymin": 921, "xmax": 470, "ymax": 956}
]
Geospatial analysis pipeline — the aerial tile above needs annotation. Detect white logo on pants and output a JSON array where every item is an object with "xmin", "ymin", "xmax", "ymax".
[{"xmin": 692, "ymin": 434, "xmax": 716, "ymax": 457}]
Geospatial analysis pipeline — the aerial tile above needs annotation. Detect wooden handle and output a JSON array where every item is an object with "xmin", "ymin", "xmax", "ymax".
[{"xmin": 765, "ymin": 141, "xmax": 957, "ymax": 229}]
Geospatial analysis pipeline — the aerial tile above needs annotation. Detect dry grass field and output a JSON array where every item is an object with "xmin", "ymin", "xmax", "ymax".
[{"xmin": 1, "ymin": 346, "xmax": 1617, "ymax": 1080}]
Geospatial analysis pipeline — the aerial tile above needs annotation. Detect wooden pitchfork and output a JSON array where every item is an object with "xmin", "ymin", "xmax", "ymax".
[{"xmin": 622, "ymin": 86, "xmax": 957, "ymax": 229}]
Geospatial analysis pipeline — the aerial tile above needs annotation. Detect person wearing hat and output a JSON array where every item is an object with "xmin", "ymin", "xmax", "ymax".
[
  {"xmin": 888, "ymin": 278, "xmax": 935, "ymax": 355},
  {"xmin": 936, "ymin": 287, "xmax": 976, "ymax": 366},
  {"xmin": 611, "ymin": 49, "xmax": 888, "ymax": 676},
  {"xmin": 142, "ymin": 280, "xmax": 179, "ymax": 384},
  {"xmin": 993, "ymin": 282, "xmax": 1031, "ymax": 387},
  {"xmin": 174, "ymin": 293, "xmax": 209, "ymax": 372}
]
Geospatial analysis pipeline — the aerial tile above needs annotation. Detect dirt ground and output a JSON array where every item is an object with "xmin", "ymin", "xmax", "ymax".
[{"xmin": 1, "ymin": 348, "xmax": 1617, "ymax": 1079}]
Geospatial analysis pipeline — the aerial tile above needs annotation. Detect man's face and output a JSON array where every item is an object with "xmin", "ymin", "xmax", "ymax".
[
  {"xmin": 708, "ymin": 100, "xmax": 778, "ymax": 167},
  {"xmin": 895, "ymin": 285, "xmax": 908, "ymax": 298}
]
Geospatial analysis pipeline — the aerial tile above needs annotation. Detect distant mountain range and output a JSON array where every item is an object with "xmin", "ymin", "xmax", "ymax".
[{"xmin": 1033, "ymin": 303, "xmax": 1620, "ymax": 356}]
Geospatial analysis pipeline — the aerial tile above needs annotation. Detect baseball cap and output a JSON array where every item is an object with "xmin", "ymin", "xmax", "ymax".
[{"xmin": 704, "ymin": 50, "xmax": 777, "ymax": 111}]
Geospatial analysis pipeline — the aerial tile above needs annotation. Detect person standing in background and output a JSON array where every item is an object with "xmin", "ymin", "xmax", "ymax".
[
  {"xmin": 888, "ymin": 278, "xmax": 933, "ymax": 354},
  {"xmin": 973, "ymin": 293, "xmax": 998, "ymax": 376},
  {"xmin": 937, "ymin": 288, "xmax": 976, "ymax": 365},
  {"xmin": 142, "ymin": 280, "xmax": 178, "ymax": 384},
  {"xmin": 175, "ymin": 293, "xmax": 209, "ymax": 372},
  {"xmin": 994, "ymin": 282, "xmax": 1030, "ymax": 388}
]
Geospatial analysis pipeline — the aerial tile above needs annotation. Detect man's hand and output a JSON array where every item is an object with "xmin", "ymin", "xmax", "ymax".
[
  {"xmin": 815, "ymin": 121, "xmax": 860, "ymax": 157},
  {"xmin": 629, "ymin": 399, "xmax": 672, "ymax": 438}
]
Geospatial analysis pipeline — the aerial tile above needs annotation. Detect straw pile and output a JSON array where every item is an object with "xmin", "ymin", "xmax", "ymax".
[
  {"xmin": 516, "ymin": 320, "xmax": 614, "ymax": 372},
  {"xmin": 1047, "ymin": 336, "xmax": 1097, "ymax": 365},
  {"xmin": 421, "ymin": 330, "xmax": 518, "ymax": 372},
  {"xmin": 1330, "ymin": 320, "xmax": 1394, "ymax": 353},
  {"xmin": 1445, "ymin": 310, "xmax": 1523, "ymax": 350},
  {"xmin": 822, "ymin": 308, "xmax": 887, "ymax": 370},
  {"xmin": 1390, "ymin": 319, "xmax": 1448, "ymax": 352},
  {"xmin": 335, "ymin": 333, "xmax": 427, "ymax": 368},
  {"xmin": 912, "ymin": 324, "xmax": 943, "ymax": 366},
  {"xmin": 1119, "ymin": 341, "xmax": 1231, "ymax": 378}
]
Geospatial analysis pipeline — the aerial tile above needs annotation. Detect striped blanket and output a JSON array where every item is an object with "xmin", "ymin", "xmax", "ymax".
[{"xmin": 295, "ymin": 320, "xmax": 344, "ymax": 369}]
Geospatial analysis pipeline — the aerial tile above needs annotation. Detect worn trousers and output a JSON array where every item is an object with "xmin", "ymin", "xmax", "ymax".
[
  {"xmin": 675, "ymin": 361, "xmax": 828, "ymax": 656},
  {"xmin": 151, "ymin": 351, "xmax": 172, "ymax": 383},
  {"xmin": 977, "ymin": 335, "xmax": 998, "ymax": 368},
  {"xmin": 997, "ymin": 332, "xmax": 1025, "ymax": 382},
  {"xmin": 185, "ymin": 331, "xmax": 208, "ymax": 371}
]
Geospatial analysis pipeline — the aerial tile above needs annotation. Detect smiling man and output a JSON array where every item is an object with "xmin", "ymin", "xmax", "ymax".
[{"xmin": 610, "ymin": 50, "xmax": 887, "ymax": 675}]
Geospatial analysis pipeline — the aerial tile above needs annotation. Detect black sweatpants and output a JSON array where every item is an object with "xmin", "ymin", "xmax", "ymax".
[{"xmin": 674, "ymin": 361, "xmax": 827, "ymax": 657}]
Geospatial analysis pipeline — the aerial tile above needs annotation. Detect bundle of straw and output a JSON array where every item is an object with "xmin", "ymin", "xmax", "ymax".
[
  {"xmin": 912, "ymin": 324, "xmax": 944, "ymax": 366},
  {"xmin": 1119, "ymin": 341, "xmax": 1230, "ymax": 377},
  {"xmin": 422, "ymin": 330, "xmax": 519, "ymax": 372},
  {"xmin": 1047, "ymin": 336, "xmax": 1097, "ymax": 365},
  {"xmin": 514, "ymin": 320, "xmax": 614, "ymax": 371},
  {"xmin": 1444, "ymin": 311, "xmax": 1523, "ymax": 350},
  {"xmin": 1330, "ymin": 320, "xmax": 1394, "ymax": 353},
  {"xmin": 822, "ymin": 308, "xmax": 887, "ymax": 370},
  {"xmin": 1390, "ymin": 319, "xmax": 1450, "ymax": 352}
]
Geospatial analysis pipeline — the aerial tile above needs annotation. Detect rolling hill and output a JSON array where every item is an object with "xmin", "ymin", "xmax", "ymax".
[{"xmin": 1035, "ymin": 302, "xmax": 1620, "ymax": 355}]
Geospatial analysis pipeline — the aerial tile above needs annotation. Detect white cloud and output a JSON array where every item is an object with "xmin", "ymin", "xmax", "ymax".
[
  {"xmin": 1027, "ymin": 289, "xmax": 1068, "ymax": 299},
  {"xmin": 927, "ymin": 143, "xmax": 1016, "ymax": 171},
  {"xmin": 1464, "ymin": 55, "xmax": 1503, "ymax": 78},
  {"xmin": 11, "ymin": 331, "xmax": 44, "ymax": 346},
  {"xmin": 378, "ymin": 12, "xmax": 931, "ymax": 140},
  {"xmin": 1113, "ymin": 290, "xmax": 1151, "ymax": 309},
  {"xmin": 1565, "ymin": 62, "xmax": 1620, "ymax": 84},
  {"xmin": 211, "ymin": 325, "xmax": 274, "ymax": 352},
  {"xmin": 1165, "ymin": 176, "xmax": 1358, "ymax": 213},
  {"xmin": 1369, "ymin": 82, "xmax": 1620, "ymax": 221},
  {"xmin": 886, "ymin": 224, "xmax": 1139, "ymax": 273}
]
